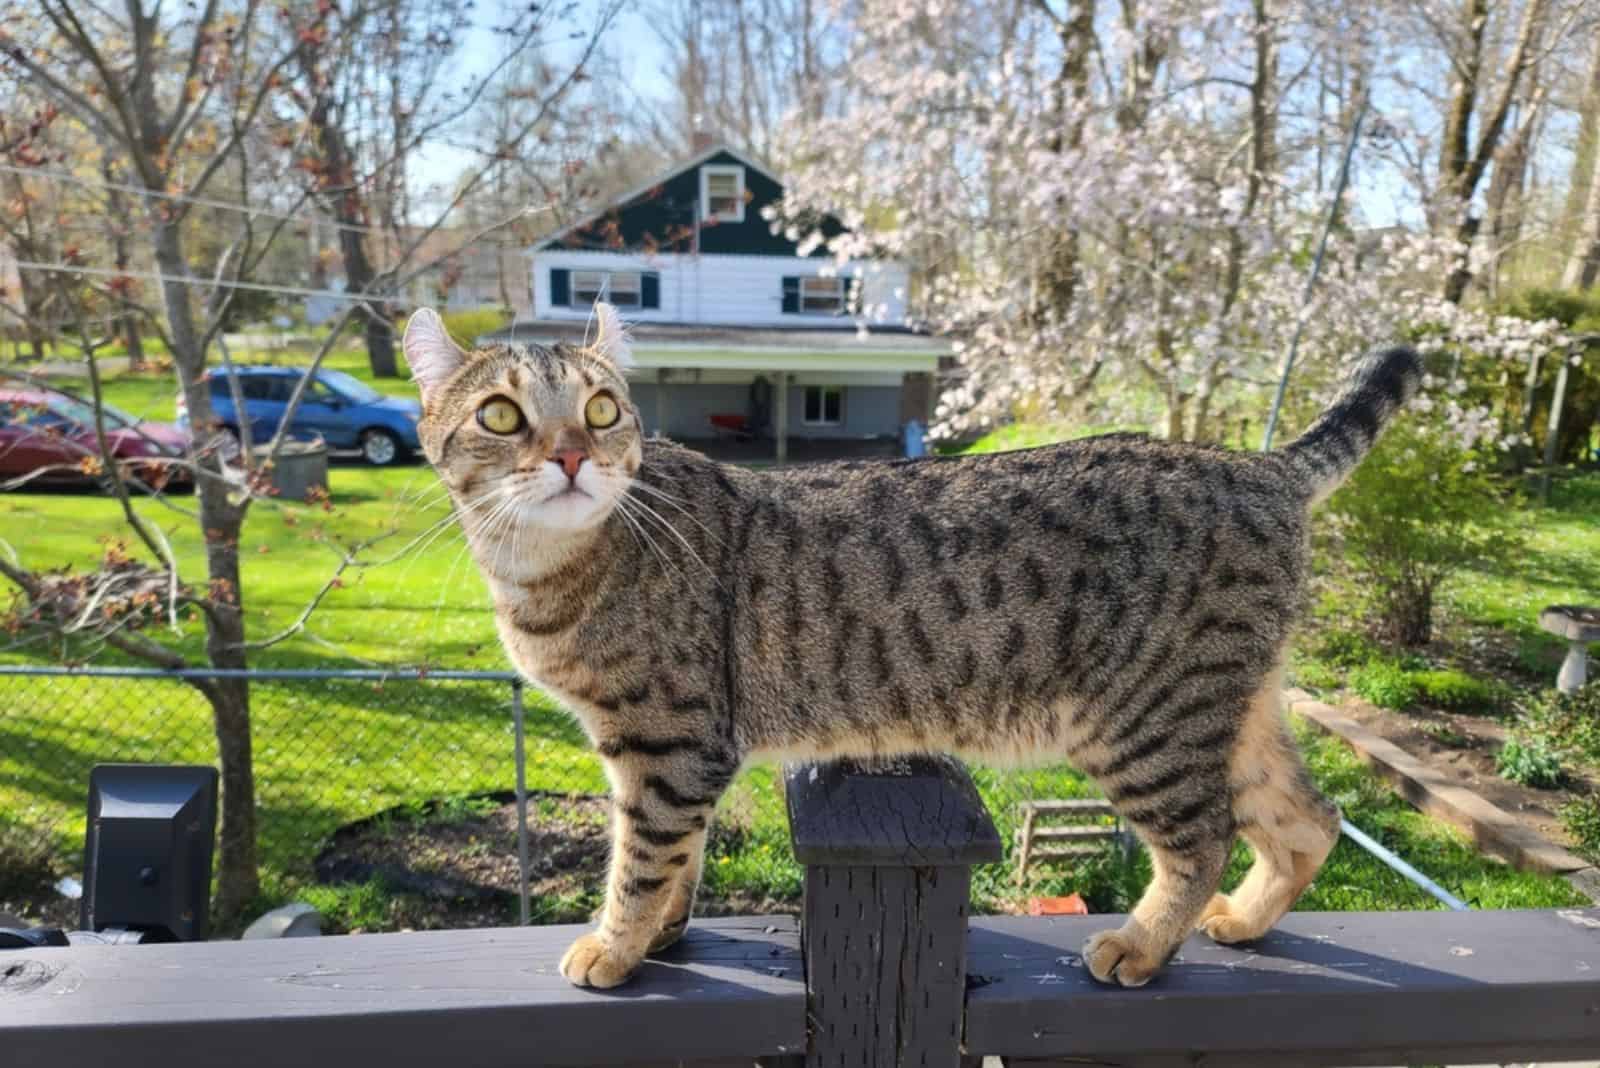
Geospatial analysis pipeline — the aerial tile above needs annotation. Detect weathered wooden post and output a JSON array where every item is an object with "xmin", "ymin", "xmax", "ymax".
[
  {"xmin": 1540, "ymin": 344, "xmax": 1575, "ymax": 503},
  {"xmin": 785, "ymin": 756, "xmax": 1002, "ymax": 1068}
]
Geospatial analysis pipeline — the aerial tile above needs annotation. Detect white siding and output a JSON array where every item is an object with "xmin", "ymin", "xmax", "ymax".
[{"xmin": 529, "ymin": 251, "xmax": 910, "ymax": 328}]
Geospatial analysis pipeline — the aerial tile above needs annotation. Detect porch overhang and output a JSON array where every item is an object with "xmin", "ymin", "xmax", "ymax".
[{"xmin": 627, "ymin": 347, "xmax": 939, "ymax": 377}]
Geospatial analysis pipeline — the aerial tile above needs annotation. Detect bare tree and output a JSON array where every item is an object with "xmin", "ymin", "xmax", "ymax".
[
  {"xmin": 0, "ymin": 0, "xmax": 616, "ymax": 923},
  {"xmin": 283, "ymin": 0, "xmax": 552, "ymax": 375},
  {"xmin": 1431, "ymin": 0, "xmax": 1550, "ymax": 301},
  {"xmin": 637, "ymin": 0, "xmax": 846, "ymax": 157}
]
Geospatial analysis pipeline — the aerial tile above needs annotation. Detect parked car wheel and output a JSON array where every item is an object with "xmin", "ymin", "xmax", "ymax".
[{"xmin": 360, "ymin": 427, "xmax": 404, "ymax": 466}]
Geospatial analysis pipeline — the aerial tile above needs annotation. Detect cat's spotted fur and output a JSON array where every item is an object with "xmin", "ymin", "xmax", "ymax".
[{"xmin": 403, "ymin": 304, "xmax": 1421, "ymax": 989}]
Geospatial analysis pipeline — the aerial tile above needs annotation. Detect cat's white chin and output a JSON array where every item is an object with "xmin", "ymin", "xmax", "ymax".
[
  {"xmin": 493, "ymin": 463, "xmax": 620, "ymax": 533},
  {"xmin": 517, "ymin": 488, "xmax": 612, "ymax": 531}
]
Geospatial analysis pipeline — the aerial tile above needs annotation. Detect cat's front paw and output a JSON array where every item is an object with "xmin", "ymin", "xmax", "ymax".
[
  {"xmin": 1082, "ymin": 928, "xmax": 1163, "ymax": 988},
  {"xmin": 560, "ymin": 932, "xmax": 642, "ymax": 989}
]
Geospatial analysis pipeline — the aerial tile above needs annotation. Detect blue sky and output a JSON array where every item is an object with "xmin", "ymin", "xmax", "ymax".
[{"xmin": 412, "ymin": 1, "xmax": 668, "ymax": 201}]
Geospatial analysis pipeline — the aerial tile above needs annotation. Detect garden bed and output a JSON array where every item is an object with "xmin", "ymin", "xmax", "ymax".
[
  {"xmin": 1330, "ymin": 696, "xmax": 1596, "ymax": 857},
  {"xmin": 308, "ymin": 791, "xmax": 798, "ymax": 932}
]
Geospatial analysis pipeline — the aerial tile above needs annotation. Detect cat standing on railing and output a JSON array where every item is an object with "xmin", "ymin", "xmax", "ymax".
[{"xmin": 402, "ymin": 303, "xmax": 1420, "ymax": 989}]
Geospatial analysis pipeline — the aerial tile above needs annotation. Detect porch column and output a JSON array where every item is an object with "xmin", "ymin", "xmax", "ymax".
[
  {"xmin": 654, "ymin": 373, "xmax": 667, "ymax": 438},
  {"xmin": 774, "ymin": 370, "xmax": 789, "ymax": 464}
]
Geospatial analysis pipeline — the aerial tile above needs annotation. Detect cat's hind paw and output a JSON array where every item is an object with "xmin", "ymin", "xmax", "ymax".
[
  {"xmin": 560, "ymin": 932, "xmax": 642, "ymax": 989},
  {"xmin": 648, "ymin": 913, "xmax": 690, "ymax": 953},
  {"xmin": 1082, "ymin": 928, "xmax": 1163, "ymax": 988},
  {"xmin": 1197, "ymin": 893, "xmax": 1261, "ymax": 944}
]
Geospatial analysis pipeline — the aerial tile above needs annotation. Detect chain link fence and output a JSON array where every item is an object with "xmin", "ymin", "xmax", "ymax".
[{"xmin": 0, "ymin": 665, "xmax": 1117, "ymax": 933}]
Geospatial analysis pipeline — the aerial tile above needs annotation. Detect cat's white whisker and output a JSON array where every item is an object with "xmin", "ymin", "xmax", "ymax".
[
  {"xmin": 618, "ymin": 491, "xmax": 718, "ymax": 583},
  {"xmin": 610, "ymin": 495, "xmax": 683, "ymax": 580},
  {"xmin": 617, "ymin": 478, "xmax": 722, "ymax": 546},
  {"xmin": 374, "ymin": 489, "xmax": 502, "ymax": 573}
]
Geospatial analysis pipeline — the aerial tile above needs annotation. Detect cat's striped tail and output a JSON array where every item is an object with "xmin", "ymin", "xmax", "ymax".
[{"xmin": 1280, "ymin": 346, "xmax": 1423, "ymax": 505}]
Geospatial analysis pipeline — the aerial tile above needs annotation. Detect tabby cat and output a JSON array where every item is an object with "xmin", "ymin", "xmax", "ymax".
[{"xmin": 402, "ymin": 304, "xmax": 1420, "ymax": 989}]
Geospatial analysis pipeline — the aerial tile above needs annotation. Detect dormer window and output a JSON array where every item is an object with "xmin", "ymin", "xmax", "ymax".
[{"xmin": 700, "ymin": 164, "xmax": 746, "ymax": 223}]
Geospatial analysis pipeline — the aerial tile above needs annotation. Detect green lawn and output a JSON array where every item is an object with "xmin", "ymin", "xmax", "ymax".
[{"xmin": 0, "ymin": 374, "xmax": 1590, "ymax": 930}]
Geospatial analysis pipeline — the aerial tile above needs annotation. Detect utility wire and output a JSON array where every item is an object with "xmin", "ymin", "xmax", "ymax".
[
  {"xmin": 0, "ymin": 160, "xmax": 412, "ymax": 238},
  {"xmin": 1260, "ymin": 90, "xmax": 1371, "ymax": 452},
  {"xmin": 8, "ymin": 260, "xmax": 426, "ymax": 302}
]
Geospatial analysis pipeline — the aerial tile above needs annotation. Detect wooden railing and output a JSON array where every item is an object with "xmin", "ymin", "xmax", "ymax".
[{"xmin": 5, "ymin": 757, "xmax": 1600, "ymax": 1067}]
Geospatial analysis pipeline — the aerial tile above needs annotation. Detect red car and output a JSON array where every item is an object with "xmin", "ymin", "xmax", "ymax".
[{"xmin": 0, "ymin": 388, "xmax": 190, "ymax": 490}]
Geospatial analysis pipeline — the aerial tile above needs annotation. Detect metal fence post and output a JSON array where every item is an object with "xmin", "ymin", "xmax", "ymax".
[
  {"xmin": 785, "ymin": 756, "xmax": 1002, "ymax": 1068},
  {"xmin": 512, "ymin": 677, "xmax": 530, "ymax": 927}
]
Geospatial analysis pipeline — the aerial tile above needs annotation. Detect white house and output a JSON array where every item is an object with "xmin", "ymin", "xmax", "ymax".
[{"xmin": 517, "ymin": 144, "xmax": 942, "ymax": 462}]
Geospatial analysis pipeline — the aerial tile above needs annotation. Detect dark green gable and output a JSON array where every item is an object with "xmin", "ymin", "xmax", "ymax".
[{"xmin": 540, "ymin": 150, "xmax": 843, "ymax": 257}]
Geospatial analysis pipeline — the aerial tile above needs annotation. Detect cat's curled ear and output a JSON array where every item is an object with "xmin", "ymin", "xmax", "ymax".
[
  {"xmin": 589, "ymin": 301, "xmax": 635, "ymax": 371},
  {"xmin": 403, "ymin": 308, "xmax": 466, "ymax": 406}
]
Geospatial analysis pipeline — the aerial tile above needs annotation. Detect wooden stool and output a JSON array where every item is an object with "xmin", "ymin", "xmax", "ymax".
[{"xmin": 1014, "ymin": 798, "xmax": 1132, "ymax": 885}]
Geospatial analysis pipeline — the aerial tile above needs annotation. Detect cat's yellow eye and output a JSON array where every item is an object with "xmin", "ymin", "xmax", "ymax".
[
  {"xmin": 477, "ymin": 397, "xmax": 525, "ymax": 435},
  {"xmin": 585, "ymin": 392, "xmax": 620, "ymax": 429}
]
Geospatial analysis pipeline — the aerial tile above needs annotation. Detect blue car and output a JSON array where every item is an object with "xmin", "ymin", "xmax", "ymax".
[{"xmin": 180, "ymin": 367, "xmax": 422, "ymax": 466}]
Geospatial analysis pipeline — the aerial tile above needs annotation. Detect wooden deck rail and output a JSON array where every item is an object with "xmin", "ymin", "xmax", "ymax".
[{"xmin": 4, "ymin": 758, "xmax": 1600, "ymax": 1067}]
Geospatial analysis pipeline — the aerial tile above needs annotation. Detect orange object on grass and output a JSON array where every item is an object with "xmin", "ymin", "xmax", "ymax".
[{"xmin": 1026, "ymin": 893, "xmax": 1088, "ymax": 916}]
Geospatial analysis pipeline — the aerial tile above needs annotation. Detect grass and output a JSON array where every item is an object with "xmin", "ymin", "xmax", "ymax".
[
  {"xmin": 0, "ymin": 392, "xmax": 1591, "ymax": 929},
  {"xmin": 1449, "ymin": 474, "xmax": 1600, "ymax": 671},
  {"xmin": 945, "ymin": 420, "xmax": 1132, "ymax": 455}
]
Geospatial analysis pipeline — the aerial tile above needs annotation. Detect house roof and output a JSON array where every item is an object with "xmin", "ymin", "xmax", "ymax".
[{"xmin": 530, "ymin": 143, "xmax": 779, "ymax": 252}]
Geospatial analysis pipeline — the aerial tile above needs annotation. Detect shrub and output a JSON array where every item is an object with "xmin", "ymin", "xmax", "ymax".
[
  {"xmin": 1349, "ymin": 659, "xmax": 1420, "ymax": 710},
  {"xmin": 1526, "ymin": 687, "xmax": 1600, "ymax": 764},
  {"xmin": 1410, "ymin": 669, "xmax": 1503, "ymax": 714},
  {"xmin": 1495, "ymin": 734, "xmax": 1565, "ymax": 788},
  {"xmin": 440, "ymin": 308, "xmax": 512, "ymax": 347},
  {"xmin": 1325, "ymin": 419, "xmax": 1523, "ymax": 647},
  {"xmin": 1515, "ymin": 633, "xmax": 1567, "ymax": 679},
  {"xmin": 1421, "ymin": 721, "xmax": 1470, "ymax": 748},
  {"xmin": 1312, "ymin": 629, "xmax": 1378, "ymax": 668},
  {"xmin": 1290, "ymin": 659, "xmax": 1343, "ymax": 692},
  {"xmin": 1561, "ymin": 796, "xmax": 1600, "ymax": 862}
]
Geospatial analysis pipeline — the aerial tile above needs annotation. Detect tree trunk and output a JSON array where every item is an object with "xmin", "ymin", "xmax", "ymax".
[
  {"xmin": 1564, "ymin": 40, "xmax": 1600, "ymax": 292},
  {"xmin": 1443, "ymin": 214, "xmax": 1482, "ymax": 304},
  {"xmin": 308, "ymin": 92, "xmax": 398, "ymax": 377},
  {"xmin": 121, "ymin": 315, "xmax": 145, "ymax": 368},
  {"xmin": 1485, "ymin": 127, "xmax": 1530, "ymax": 296},
  {"xmin": 104, "ymin": 164, "xmax": 145, "ymax": 370},
  {"xmin": 1189, "ymin": 369, "xmax": 1217, "ymax": 443},
  {"xmin": 1033, "ymin": 0, "xmax": 1094, "ymax": 328},
  {"xmin": 1222, "ymin": 0, "xmax": 1277, "ymax": 318},
  {"xmin": 1562, "ymin": 34, "xmax": 1600, "ymax": 291},
  {"xmin": 1388, "ymin": 581, "xmax": 1434, "ymax": 649},
  {"xmin": 16, "ymin": 270, "xmax": 49, "ymax": 362},
  {"xmin": 1165, "ymin": 386, "xmax": 1188, "ymax": 441},
  {"xmin": 1437, "ymin": 0, "xmax": 1488, "ymax": 211},
  {"xmin": 1436, "ymin": 0, "xmax": 1547, "ymax": 303},
  {"xmin": 1566, "ymin": 159, "xmax": 1600, "ymax": 291},
  {"xmin": 151, "ymin": 217, "xmax": 259, "ymax": 922}
]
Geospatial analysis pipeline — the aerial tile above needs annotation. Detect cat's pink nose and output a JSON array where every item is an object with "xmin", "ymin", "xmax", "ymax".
[{"xmin": 551, "ymin": 448, "xmax": 587, "ymax": 481}]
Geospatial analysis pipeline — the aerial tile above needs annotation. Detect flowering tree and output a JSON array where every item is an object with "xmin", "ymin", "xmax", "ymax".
[{"xmin": 772, "ymin": 0, "xmax": 1582, "ymax": 445}]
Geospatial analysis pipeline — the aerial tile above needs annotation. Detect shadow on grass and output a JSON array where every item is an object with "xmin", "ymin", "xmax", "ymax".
[{"xmin": 1463, "ymin": 536, "xmax": 1600, "ymax": 595}]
